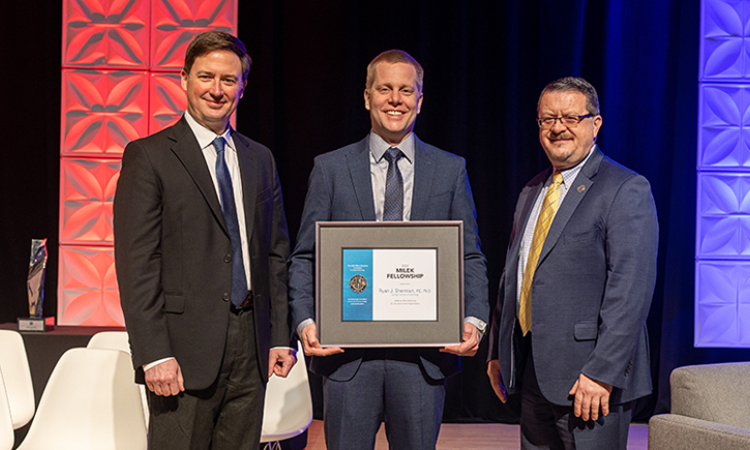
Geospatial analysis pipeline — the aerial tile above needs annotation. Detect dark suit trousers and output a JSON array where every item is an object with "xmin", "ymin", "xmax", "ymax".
[
  {"xmin": 322, "ymin": 348, "xmax": 445, "ymax": 450},
  {"xmin": 520, "ymin": 334, "xmax": 632, "ymax": 450},
  {"xmin": 147, "ymin": 308, "xmax": 265, "ymax": 450}
]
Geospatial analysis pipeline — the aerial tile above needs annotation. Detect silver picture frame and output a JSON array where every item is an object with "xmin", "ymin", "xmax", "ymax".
[{"xmin": 315, "ymin": 221, "xmax": 464, "ymax": 347}]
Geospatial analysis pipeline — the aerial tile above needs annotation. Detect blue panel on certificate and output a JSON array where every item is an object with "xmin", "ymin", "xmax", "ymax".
[
  {"xmin": 343, "ymin": 248, "xmax": 438, "ymax": 322},
  {"xmin": 342, "ymin": 249, "xmax": 373, "ymax": 321}
]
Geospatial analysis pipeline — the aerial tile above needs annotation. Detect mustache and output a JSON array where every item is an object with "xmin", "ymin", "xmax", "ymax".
[{"xmin": 549, "ymin": 132, "xmax": 573, "ymax": 140}]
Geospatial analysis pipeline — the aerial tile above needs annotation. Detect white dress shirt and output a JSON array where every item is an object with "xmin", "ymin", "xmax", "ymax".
[
  {"xmin": 144, "ymin": 112, "xmax": 253, "ymax": 372},
  {"xmin": 369, "ymin": 132, "xmax": 415, "ymax": 221},
  {"xmin": 186, "ymin": 111, "xmax": 252, "ymax": 291}
]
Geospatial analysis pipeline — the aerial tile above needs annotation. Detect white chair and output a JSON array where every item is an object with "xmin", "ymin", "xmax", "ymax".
[
  {"xmin": 87, "ymin": 330, "xmax": 131, "ymax": 354},
  {"xmin": 260, "ymin": 342, "xmax": 313, "ymax": 450},
  {"xmin": 0, "ymin": 368, "xmax": 15, "ymax": 450},
  {"xmin": 0, "ymin": 330, "xmax": 35, "ymax": 429},
  {"xmin": 87, "ymin": 330, "xmax": 150, "ymax": 429},
  {"xmin": 16, "ymin": 348, "xmax": 147, "ymax": 450}
]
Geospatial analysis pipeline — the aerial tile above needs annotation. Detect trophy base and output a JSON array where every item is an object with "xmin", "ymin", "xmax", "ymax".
[{"xmin": 18, "ymin": 317, "xmax": 46, "ymax": 332}]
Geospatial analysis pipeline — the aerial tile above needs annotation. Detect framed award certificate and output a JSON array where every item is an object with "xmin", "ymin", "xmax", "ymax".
[{"xmin": 315, "ymin": 221, "xmax": 464, "ymax": 347}]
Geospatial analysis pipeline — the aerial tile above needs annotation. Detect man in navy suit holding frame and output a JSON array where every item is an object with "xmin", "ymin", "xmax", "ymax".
[{"xmin": 288, "ymin": 49, "xmax": 490, "ymax": 450}]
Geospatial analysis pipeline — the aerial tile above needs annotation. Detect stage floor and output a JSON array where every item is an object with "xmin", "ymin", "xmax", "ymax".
[{"xmin": 304, "ymin": 420, "xmax": 649, "ymax": 450}]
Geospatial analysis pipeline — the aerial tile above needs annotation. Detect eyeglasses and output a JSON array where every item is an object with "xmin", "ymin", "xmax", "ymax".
[{"xmin": 536, "ymin": 114, "xmax": 593, "ymax": 129}]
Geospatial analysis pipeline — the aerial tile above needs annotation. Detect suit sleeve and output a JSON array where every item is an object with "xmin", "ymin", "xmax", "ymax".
[
  {"xmin": 581, "ymin": 175, "xmax": 658, "ymax": 389},
  {"xmin": 451, "ymin": 160, "xmax": 490, "ymax": 324},
  {"xmin": 268, "ymin": 159, "xmax": 292, "ymax": 347},
  {"xmin": 487, "ymin": 270, "xmax": 505, "ymax": 361},
  {"xmin": 114, "ymin": 141, "xmax": 172, "ymax": 370},
  {"xmin": 288, "ymin": 157, "xmax": 332, "ymax": 332}
]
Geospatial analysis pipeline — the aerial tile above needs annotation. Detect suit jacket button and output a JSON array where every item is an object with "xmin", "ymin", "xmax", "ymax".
[
  {"xmin": 222, "ymin": 293, "xmax": 230, "ymax": 301},
  {"xmin": 224, "ymin": 254, "xmax": 231, "ymax": 263}
]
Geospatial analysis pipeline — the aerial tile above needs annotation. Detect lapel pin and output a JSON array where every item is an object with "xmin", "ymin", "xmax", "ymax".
[{"xmin": 577, "ymin": 185, "xmax": 586, "ymax": 193}]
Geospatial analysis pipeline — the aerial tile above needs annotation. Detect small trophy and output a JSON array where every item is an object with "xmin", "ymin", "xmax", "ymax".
[{"xmin": 18, "ymin": 239, "xmax": 48, "ymax": 332}]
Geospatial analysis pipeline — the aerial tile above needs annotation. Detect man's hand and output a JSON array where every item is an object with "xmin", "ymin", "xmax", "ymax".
[
  {"xmin": 440, "ymin": 322, "xmax": 480, "ymax": 356},
  {"xmin": 568, "ymin": 373, "xmax": 613, "ymax": 421},
  {"xmin": 144, "ymin": 359, "xmax": 185, "ymax": 396},
  {"xmin": 300, "ymin": 323, "xmax": 344, "ymax": 357},
  {"xmin": 486, "ymin": 359, "xmax": 507, "ymax": 403},
  {"xmin": 268, "ymin": 348, "xmax": 297, "ymax": 378}
]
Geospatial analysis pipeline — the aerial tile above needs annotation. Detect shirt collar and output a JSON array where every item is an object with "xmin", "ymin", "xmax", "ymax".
[
  {"xmin": 184, "ymin": 110, "xmax": 234, "ymax": 151},
  {"xmin": 553, "ymin": 144, "xmax": 596, "ymax": 187},
  {"xmin": 369, "ymin": 131, "xmax": 415, "ymax": 164}
]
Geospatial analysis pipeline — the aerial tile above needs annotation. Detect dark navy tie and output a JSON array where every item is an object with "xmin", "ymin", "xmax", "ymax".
[
  {"xmin": 383, "ymin": 147, "xmax": 404, "ymax": 221},
  {"xmin": 213, "ymin": 137, "xmax": 248, "ymax": 307}
]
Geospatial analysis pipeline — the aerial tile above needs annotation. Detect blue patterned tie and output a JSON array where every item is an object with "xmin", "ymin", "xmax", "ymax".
[
  {"xmin": 213, "ymin": 137, "xmax": 248, "ymax": 307},
  {"xmin": 383, "ymin": 147, "xmax": 404, "ymax": 221}
]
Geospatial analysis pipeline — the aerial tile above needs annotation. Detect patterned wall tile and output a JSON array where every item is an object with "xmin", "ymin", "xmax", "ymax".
[
  {"xmin": 151, "ymin": 0, "xmax": 236, "ymax": 70},
  {"xmin": 63, "ymin": 0, "xmax": 150, "ymax": 68},
  {"xmin": 699, "ymin": 84, "xmax": 750, "ymax": 169},
  {"xmin": 150, "ymin": 72, "xmax": 186, "ymax": 133},
  {"xmin": 701, "ymin": 0, "xmax": 750, "ymax": 80},
  {"xmin": 58, "ymin": 245, "xmax": 123, "ymax": 326},
  {"xmin": 60, "ymin": 158, "xmax": 121, "ymax": 244},
  {"xmin": 61, "ymin": 69, "xmax": 149, "ymax": 156},
  {"xmin": 695, "ymin": 261, "xmax": 750, "ymax": 347},
  {"xmin": 697, "ymin": 173, "xmax": 750, "ymax": 259}
]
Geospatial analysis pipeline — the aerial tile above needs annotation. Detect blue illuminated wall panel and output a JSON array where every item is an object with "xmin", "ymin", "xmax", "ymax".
[{"xmin": 697, "ymin": 0, "xmax": 750, "ymax": 347}]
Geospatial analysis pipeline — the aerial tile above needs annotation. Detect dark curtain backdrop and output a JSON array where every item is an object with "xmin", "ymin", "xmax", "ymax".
[{"xmin": 4, "ymin": 0, "xmax": 748, "ymax": 424}]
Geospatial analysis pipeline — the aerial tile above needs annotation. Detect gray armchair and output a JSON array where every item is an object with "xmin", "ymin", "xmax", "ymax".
[{"xmin": 649, "ymin": 362, "xmax": 750, "ymax": 449}]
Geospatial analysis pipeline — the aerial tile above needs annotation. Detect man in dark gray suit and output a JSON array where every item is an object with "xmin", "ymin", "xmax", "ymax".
[
  {"xmin": 288, "ymin": 50, "xmax": 489, "ymax": 450},
  {"xmin": 487, "ymin": 77, "xmax": 658, "ymax": 449},
  {"xmin": 114, "ymin": 31, "xmax": 295, "ymax": 450}
]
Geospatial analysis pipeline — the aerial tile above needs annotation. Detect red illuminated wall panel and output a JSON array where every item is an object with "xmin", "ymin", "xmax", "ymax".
[
  {"xmin": 59, "ymin": 0, "xmax": 237, "ymax": 326},
  {"xmin": 59, "ymin": 246, "xmax": 121, "ymax": 326},
  {"xmin": 150, "ymin": 72, "xmax": 186, "ymax": 132},
  {"xmin": 59, "ymin": 158, "xmax": 120, "ymax": 244},
  {"xmin": 63, "ymin": 0, "xmax": 150, "ymax": 68},
  {"xmin": 61, "ymin": 69, "xmax": 149, "ymax": 156},
  {"xmin": 151, "ymin": 0, "xmax": 237, "ymax": 70}
]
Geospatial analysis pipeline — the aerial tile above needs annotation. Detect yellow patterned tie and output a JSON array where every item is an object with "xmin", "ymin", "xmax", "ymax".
[{"xmin": 519, "ymin": 172, "xmax": 563, "ymax": 336}]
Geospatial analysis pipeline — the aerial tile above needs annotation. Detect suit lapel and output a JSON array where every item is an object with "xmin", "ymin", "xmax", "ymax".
[
  {"xmin": 233, "ymin": 131, "xmax": 258, "ymax": 234},
  {"xmin": 169, "ymin": 118, "xmax": 227, "ymax": 234},
  {"xmin": 410, "ymin": 136, "xmax": 435, "ymax": 221},
  {"xmin": 346, "ymin": 137, "xmax": 376, "ymax": 221},
  {"xmin": 537, "ymin": 147, "xmax": 603, "ymax": 263}
]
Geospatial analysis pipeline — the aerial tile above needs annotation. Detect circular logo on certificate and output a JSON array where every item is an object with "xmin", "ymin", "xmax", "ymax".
[{"xmin": 349, "ymin": 274, "xmax": 367, "ymax": 293}]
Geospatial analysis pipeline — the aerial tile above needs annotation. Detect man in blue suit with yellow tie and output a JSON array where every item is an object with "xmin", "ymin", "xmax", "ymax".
[
  {"xmin": 487, "ymin": 77, "xmax": 658, "ymax": 449},
  {"xmin": 288, "ymin": 49, "xmax": 489, "ymax": 450}
]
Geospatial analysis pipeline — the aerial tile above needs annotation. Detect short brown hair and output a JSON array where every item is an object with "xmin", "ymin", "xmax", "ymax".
[
  {"xmin": 538, "ymin": 77, "xmax": 600, "ymax": 116},
  {"xmin": 183, "ymin": 31, "xmax": 252, "ymax": 81},
  {"xmin": 366, "ymin": 49, "xmax": 424, "ymax": 93}
]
